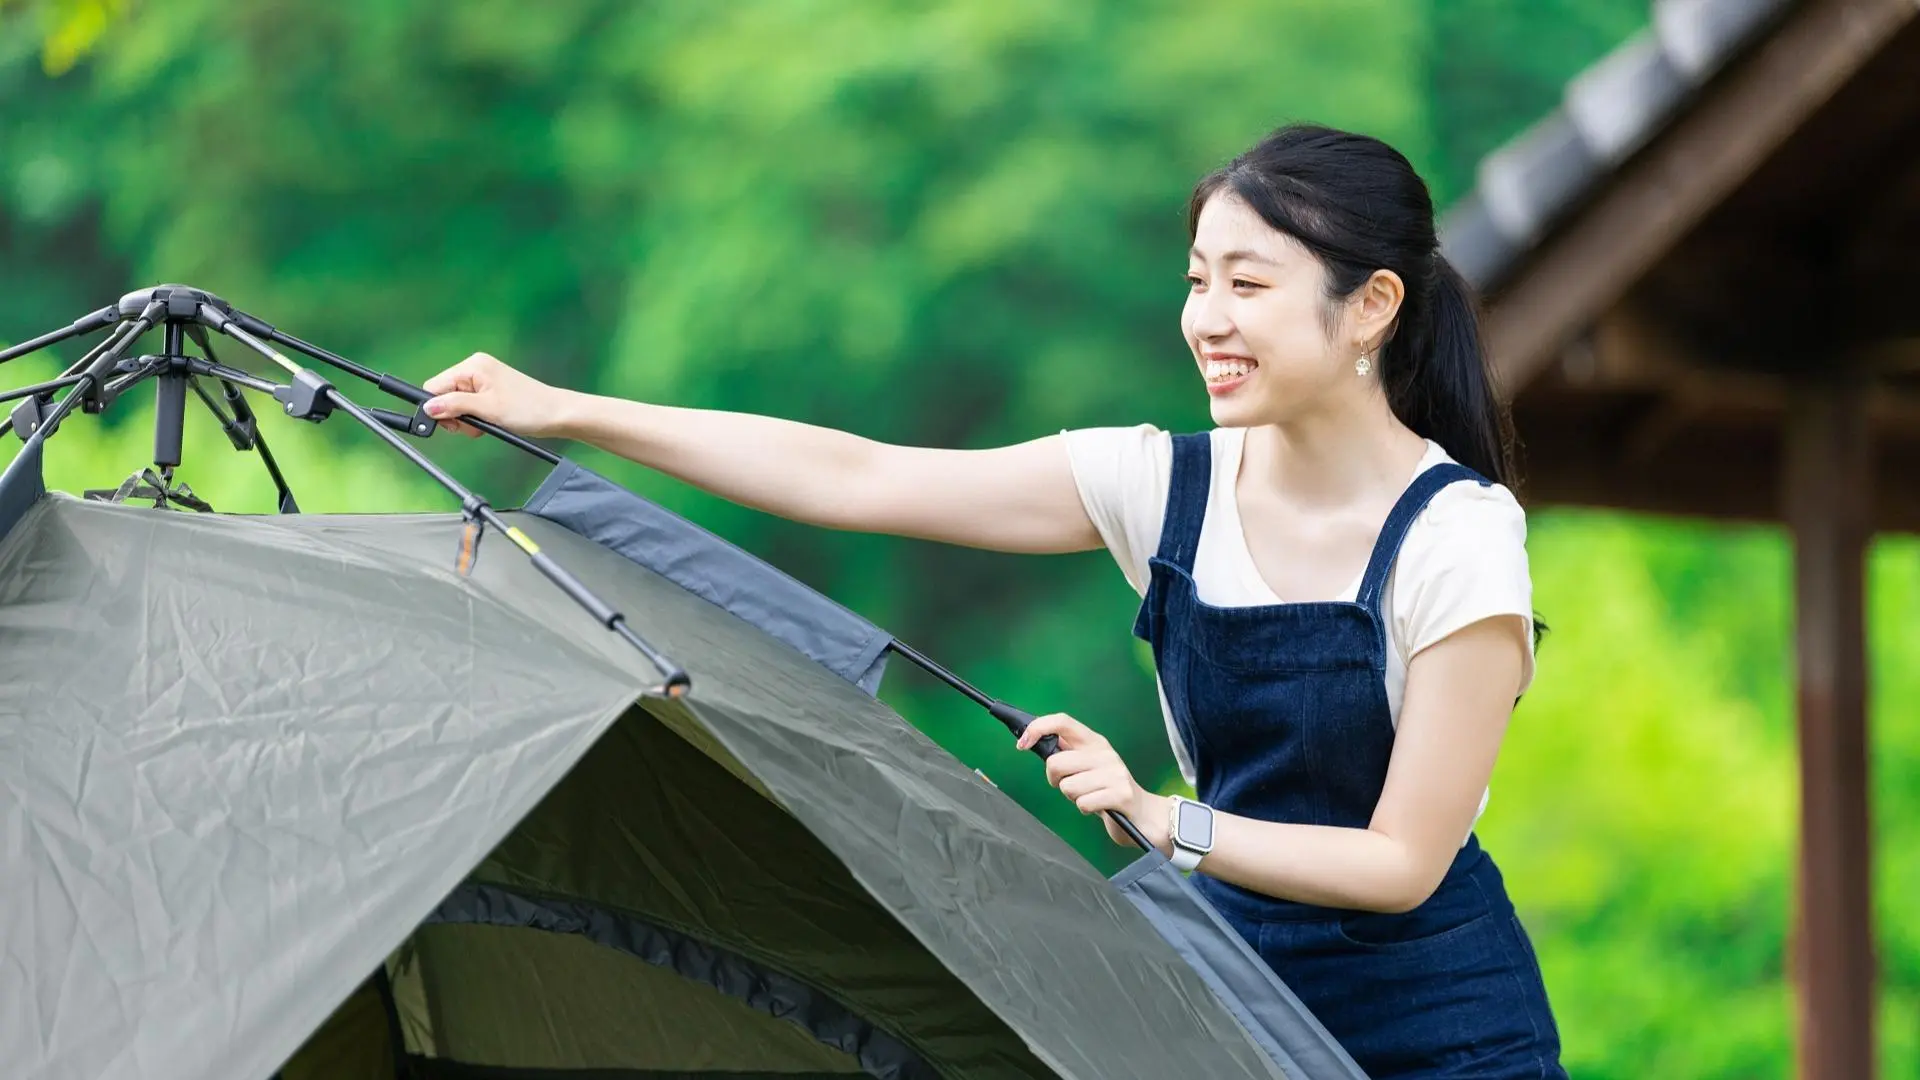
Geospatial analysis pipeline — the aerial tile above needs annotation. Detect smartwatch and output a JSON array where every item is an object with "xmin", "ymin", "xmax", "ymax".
[{"xmin": 1167, "ymin": 796, "xmax": 1215, "ymax": 872}]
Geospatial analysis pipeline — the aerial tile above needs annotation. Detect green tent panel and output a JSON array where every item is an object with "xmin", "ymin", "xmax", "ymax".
[{"xmin": 0, "ymin": 467, "xmax": 1320, "ymax": 1079}]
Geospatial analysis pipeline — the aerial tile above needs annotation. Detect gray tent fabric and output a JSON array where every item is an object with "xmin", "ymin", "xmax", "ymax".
[
  {"xmin": 0, "ymin": 487, "xmax": 1313, "ymax": 1079},
  {"xmin": 1110, "ymin": 857, "xmax": 1369, "ymax": 1080},
  {"xmin": 0, "ymin": 434, "xmax": 43, "ymax": 545},
  {"xmin": 524, "ymin": 459, "xmax": 893, "ymax": 694},
  {"xmin": 0, "ymin": 495, "xmax": 647, "ymax": 1080},
  {"xmin": 521, "ymin": 461, "xmax": 1366, "ymax": 1078}
]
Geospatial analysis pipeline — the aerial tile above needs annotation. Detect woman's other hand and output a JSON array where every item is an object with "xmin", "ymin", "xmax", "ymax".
[{"xmin": 1018, "ymin": 712, "xmax": 1170, "ymax": 850}]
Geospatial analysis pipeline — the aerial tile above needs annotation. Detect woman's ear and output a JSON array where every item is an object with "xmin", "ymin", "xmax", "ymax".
[{"xmin": 1351, "ymin": 269, "xmax": 1405, "ymax": 349}]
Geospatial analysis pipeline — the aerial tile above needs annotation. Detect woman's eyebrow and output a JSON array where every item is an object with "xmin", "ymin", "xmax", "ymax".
[{"xmin": 1190, "ymin": 247, "xmax": 1281, "ymax": 267}]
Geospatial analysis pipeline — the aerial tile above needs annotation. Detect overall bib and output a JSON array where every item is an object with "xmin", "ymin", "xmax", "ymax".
[{"xmin": 1133, "ymin": 433, "xmax": 1566, "ymax": 1079}]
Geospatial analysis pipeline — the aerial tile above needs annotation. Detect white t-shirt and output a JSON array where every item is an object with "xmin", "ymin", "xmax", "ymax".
[{"xmin": 1062, "ymin": 424, "xmax": 1535, "ymax": 828}]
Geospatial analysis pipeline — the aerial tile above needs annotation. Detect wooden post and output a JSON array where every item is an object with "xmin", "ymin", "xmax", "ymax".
[{"xmin": 1783, "ymin": 374, "xmax": 1876, "ymax": 1080}]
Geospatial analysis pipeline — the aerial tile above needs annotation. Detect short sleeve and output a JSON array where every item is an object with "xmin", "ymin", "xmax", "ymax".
[
  {"xmin": 1388, "ymin": 479, "xmax": 1537, "ymax": 694},
  {"xmin": 1061, "ymin": 424, "xmax": 1171, "ymax": 596}
]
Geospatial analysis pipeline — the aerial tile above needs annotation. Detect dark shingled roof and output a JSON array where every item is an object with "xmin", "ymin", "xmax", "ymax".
[{"xmin": 1438, "ymin": 0, "xmax": 1795, "ymax": 293}]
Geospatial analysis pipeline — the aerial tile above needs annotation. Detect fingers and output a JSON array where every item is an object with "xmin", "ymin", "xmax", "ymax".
[
  {"xmin": 1016, "ymin": 712, "xmax": 1106, "ymax": 753},
  {"xmin": 423, "ymin": 354, "xmax": 505, "ymax": 433},
  {"xmin": 423, "ymin": 390, "xmax": 487, "ymax": 436},
  {"xmin": 422, "ymin": 352, "xmax": 497, "ymax": 397},
  {"xmin": 423, "ymin": 390, "xmax": 478, "ymax": 417},
  {"xmin": 420, "ymin": 351, "xmax": 559, "ymax": 439},
  {"xmin": 1044, "ymin": 749, "xmax": 1092, "ymax": 787},
  {"xmin": 1028, "ymin": 713, "xmax": 1138, "ymax": 817},
  {"xmin": 1057, "ymin": 768, "xmax": 1137, "ymax": 815},
  {"xmin": 1074, "ymin": 786, "xmax": 1135, "ymax": 816}
]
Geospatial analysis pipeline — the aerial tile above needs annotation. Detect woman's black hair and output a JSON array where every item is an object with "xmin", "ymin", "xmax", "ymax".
[
  {"xmin": 1187, "ymin": 123, "xmax": 1517, "ymax": 490},
  {"xmin": 1190, "ymin": 124, "xmax": 1546, "ymax": 655}
]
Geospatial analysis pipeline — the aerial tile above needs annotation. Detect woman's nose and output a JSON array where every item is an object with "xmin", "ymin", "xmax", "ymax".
[{"xmin": 1188, "ymin": 289, "xmax": 1235, "ymax": 340}]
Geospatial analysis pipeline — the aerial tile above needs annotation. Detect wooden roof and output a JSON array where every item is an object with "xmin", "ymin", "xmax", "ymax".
[{"xmin": 1438, "ymin": 0, "xmax": 1920, "ymax": 528}]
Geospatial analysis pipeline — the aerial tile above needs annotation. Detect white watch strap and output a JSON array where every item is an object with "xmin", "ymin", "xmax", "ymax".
[{"xmin": 1170, "ymin": 843, "xmax": 1205, "ymax": 872}]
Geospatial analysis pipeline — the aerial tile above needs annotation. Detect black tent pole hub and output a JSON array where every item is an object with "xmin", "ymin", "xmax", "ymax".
[
  {"xmin": 0, "ymin": 284, "xmax": 690, "ymax": 698},
  {"xmin": 12, "ymin": 297, "xmax": 166, "ymax": 445}
]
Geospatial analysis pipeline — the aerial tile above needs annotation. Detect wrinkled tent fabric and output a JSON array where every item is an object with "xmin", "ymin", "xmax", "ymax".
[
  {"xmin": 0, "ymin": 447, "xmax": 1366, "ymax": 1079},
  {"xmin": 0, "ymin": 452, "xmax": 1302, "ymax": 1080},
  {"xmin": 525, "ymin": 463, "xmax": 1369, "ymax": 1080}
]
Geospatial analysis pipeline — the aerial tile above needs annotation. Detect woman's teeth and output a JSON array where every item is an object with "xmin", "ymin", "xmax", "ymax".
[{"xmin": 1206, "ymin": 360, "xmax": 1255, "ymax": 383}]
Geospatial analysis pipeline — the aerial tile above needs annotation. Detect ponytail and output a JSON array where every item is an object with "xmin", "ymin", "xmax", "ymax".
[
  {"xmin": 1381, "ymin": 254, "xmax": 1514, "ymax": 489},
  {"xmin": 1389, "ymin": 256, "xmax": 1545, "ymax": 650}
]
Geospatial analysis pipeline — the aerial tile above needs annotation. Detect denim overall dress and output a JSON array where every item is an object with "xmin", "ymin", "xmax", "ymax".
[{"xmin": 1133, "ymin": 433, "xmax": 1566, "ymax": 1079}]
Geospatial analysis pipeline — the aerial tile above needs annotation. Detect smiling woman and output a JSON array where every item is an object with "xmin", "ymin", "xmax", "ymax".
[
  {"xmin": 419, "ymin": 121, "xmax": 1564, "ymax": 1080},
  {"xmin": 1044, "ymin": 125, "xmax": 1559, "ymax": 1079}
]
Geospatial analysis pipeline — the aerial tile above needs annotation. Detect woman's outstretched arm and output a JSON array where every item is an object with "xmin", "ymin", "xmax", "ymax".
[{"xmin": 422, "ymin": 351, "xmax": 1103, "ymax": 555}]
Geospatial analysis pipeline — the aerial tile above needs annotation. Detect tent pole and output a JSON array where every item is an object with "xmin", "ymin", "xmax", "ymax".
[
  {"xmin": 241, "ymin": 316, "xmax": 562, "ymax": 465},
  {"xmin": 0, "ymin": 304, "xmax": 117, "ymax": 367},
  {"xmin": 0, "ymin": 302, "xmax": 300, "ymax": 514},
  {"xmin": 5, "ymin": 314, "xmax": 146, "ymax": 442},
  {"xmin": 6, "ymin": 299, "xmax": 165, "ymax": 447},
  {"xmin": 196, "ymin": 301, "xmax": 694, "ymax": 698},
  {"xmin": 0, "ymin": 372, "xmax": 88, "ymax": 407},
  {"xmin": 182, "ymin": 326, "xmax": 300, "ymax": 512},
  {"xmin": 885, "ymin": 639, "xmax": 1158, "ymax": 854}
]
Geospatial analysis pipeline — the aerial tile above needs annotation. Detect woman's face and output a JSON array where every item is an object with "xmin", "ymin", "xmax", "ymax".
[{"xmin": 1182, "ymin": 191, "xmax": 1353, "ymax": 428}]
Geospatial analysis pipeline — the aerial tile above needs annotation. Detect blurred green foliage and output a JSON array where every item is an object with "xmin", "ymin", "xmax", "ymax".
[
  {"xmin": 3, "ymin": 2, "xmax": 1913, "ymax": 1075},
  {"xmin": 0, "ymin": 0, "xmax": 123, "ymax": 74}
]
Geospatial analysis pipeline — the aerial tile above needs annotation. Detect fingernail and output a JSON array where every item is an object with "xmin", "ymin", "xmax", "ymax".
[{"xmin": 424, "ymin": 400, "xmax": 444, "ymax": 417}]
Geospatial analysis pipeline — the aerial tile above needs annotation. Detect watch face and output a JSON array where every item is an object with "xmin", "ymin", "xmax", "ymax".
[{"xmin": 1175, "ymin": 801, "xmax": 1213, "ymax": 849}]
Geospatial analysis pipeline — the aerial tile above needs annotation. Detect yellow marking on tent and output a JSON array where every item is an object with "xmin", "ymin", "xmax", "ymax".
[{"xmin": 506, "ymin": 527, "xmax": 540, "ymax": 555}]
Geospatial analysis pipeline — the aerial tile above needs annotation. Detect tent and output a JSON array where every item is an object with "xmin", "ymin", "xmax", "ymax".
[{"xmin": 0, "ymin": 287, "xmax": 1370, "ymax": 1080}]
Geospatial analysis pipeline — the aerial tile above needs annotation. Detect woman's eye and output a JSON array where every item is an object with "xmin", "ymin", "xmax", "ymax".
[
  {"xmin": 1232, "ymin": 278, "xmax": 1262, "ymax": 290},
  {"xmin": 1185, "ymin": 274, "xmax": 1205, "ymax": 289}
]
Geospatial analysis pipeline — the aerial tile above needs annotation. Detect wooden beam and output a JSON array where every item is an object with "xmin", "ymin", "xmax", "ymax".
[
  {"xmin": 1782, "ymin": 374, "xmax": 1877, "ymax": 1080},
  {"xmin": 1860, "ymin": 336, "xmax": 1920, "ymax": 372},
  {"xmin": 1586, "ymin": 306, "xmax": 1708, "ymax": 390},
  {"xmin": 1510, "ymin": 388, "xmax": 1920, "ymax": 531},
  {"xmin": 1549, "ymin": 307, "xmax": 1777, "ymax": 462},
  {"xmin": 1515, "ymin": 413, "xmax": 1782, "ymax": 522},
  {"xmin": 1483, "ymin": 0, "xmax": 1919, "ymax": 394}
]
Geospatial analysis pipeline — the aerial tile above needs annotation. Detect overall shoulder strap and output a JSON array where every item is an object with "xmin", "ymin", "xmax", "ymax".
[
  {"xmin": 1354, "ymin": 462, "xmax": 1489, "ymax": 615},
  {"xmin": 1152, "ymin": 432, "xmax": 1213, "ymax": 572}
]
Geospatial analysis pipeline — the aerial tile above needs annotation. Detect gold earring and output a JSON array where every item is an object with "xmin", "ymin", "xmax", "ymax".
[{"xmin": 1355, "ymin": 350, "xmax": 1372, "ymax": 377}]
